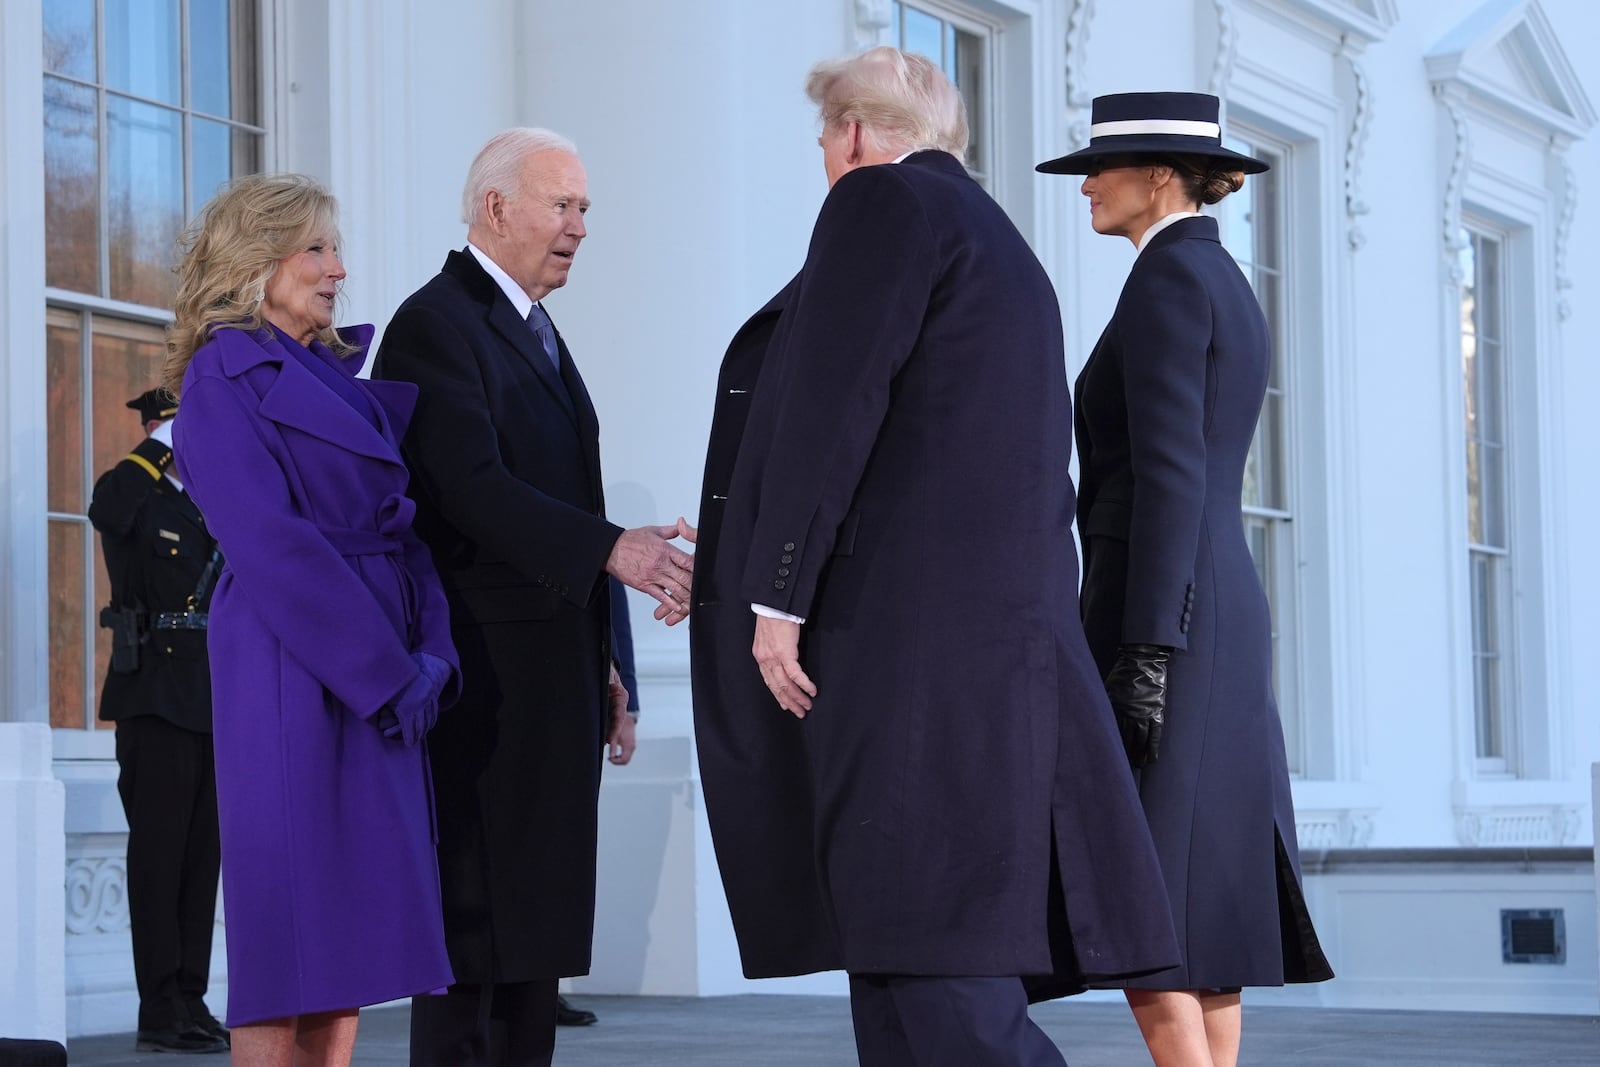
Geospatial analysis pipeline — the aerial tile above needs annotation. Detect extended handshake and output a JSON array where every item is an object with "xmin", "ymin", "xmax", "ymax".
[{"xmin": 154, "ymin": 42, "xmax": 1329, "ymax": 1067}]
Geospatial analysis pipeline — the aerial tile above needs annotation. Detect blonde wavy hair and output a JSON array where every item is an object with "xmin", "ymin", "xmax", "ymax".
[
  {"xmin": 805, "ymin": 46, "xmax": 969, "ymax": 161},
  {"xmin": 163, "ymin": 173, "xmax": 352, "ymax": 395}
]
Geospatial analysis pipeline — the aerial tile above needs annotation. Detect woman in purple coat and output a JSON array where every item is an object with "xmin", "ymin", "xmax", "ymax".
[
  {"xmin": 1038, "ymin": 95, "xmax": 1333, "ymax": 1066},
  {"xmin": 164, "ymin": 174, "xmax": 460, "ymax": 1065}
]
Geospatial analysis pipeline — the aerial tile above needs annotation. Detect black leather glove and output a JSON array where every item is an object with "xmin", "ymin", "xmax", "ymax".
[{"xmin": 1105, "ymin": 643, "xmax": 1173, "ymax": 768}]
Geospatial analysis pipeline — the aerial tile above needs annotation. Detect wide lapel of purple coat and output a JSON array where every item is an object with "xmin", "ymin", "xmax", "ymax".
[{"xmin": 215, "ymin": 326, "xmax": 405, "ymax": 470}]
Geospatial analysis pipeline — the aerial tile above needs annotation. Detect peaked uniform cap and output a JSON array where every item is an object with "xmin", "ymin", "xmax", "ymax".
[
  {"xmin": 1036, "ymin": 91, "xmax": 1269, "ymax": 175},
  {"xmin": 127, "ymin": 387, "xmax": 179, "ymax": 424}
]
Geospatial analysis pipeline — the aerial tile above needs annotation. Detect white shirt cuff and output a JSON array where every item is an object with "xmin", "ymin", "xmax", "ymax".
[{"xmin": 752, "ymin": 603, "xmax": 806, "ymax": 625}]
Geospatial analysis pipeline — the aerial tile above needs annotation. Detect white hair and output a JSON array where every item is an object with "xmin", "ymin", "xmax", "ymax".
[
  {"xmin": 805, "ymin": 46, "xmax": 968, "ymax": 159},
  {"xmin": 460, "ymin": 127, "xmax": 580, "ymax": 226}
]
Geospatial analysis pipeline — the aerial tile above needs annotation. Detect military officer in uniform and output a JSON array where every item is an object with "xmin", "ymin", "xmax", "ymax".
[{"xmin": 90, "ymin": 388, "xmax": 228, "ymax": 1056}]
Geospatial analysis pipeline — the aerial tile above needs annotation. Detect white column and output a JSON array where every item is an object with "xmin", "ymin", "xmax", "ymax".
[
  {"xmin": 1593, "ymin": 762, "xmax": 1599, "ymax": 1011},
  {"xmin": 0, "ymin": 725, "xmax": 68, "ymax": 1044}
]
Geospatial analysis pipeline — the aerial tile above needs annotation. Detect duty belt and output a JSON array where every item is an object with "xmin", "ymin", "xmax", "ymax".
[{"xmin": 152, "ymin": 612, "xmax": 208, "ymax": 631}]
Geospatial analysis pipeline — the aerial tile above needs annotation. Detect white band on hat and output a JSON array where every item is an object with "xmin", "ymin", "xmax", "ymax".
[{"xmin": 1091, "ymin": 118, "xmax": 1221, "ymax": 139}]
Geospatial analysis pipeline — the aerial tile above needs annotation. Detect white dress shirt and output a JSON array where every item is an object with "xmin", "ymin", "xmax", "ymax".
[{"xmin": 1137, "ymin": 211, "xmax": 1204, "ymax": 255}]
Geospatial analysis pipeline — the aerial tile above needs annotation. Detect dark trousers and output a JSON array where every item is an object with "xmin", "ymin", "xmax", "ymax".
[
  {"xmin": 114, "ymin": 715, "xmax": 220, "ymax": 1032},
  {"xmin": 409, "ymin": 979, "xmax": 558, "ymax": 1067},
  {"xmin": 848, "ymin": 974, "xmax": 1068, "ymax": 1067}
]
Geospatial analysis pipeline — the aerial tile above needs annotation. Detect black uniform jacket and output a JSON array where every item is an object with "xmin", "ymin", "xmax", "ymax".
[{"xmin": 88, "ymin": 435, "xmax": 216, "ymax": 732}]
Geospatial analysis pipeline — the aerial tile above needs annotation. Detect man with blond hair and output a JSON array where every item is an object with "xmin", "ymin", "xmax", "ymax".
[
  {"xmin": 374, "ymin": 128, "xmax": 694, "ymax": 1067},
  {"xmin": 692, "ymin": 48, "xmax": 1178, "ymax": 1065}
]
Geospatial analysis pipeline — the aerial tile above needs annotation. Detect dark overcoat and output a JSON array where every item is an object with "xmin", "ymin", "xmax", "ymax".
[
  {"xmin": 1075, "ymin": 214, "xmax": 1333, "ymax": 989},
  {"xmin": 700, "ymin": 151, "xmax": 1179, "ymax": 988},
  {"xmin": 173, "ymin": 325, "xmax": 460, "ymax": 1025},
  {"xmin": 373, "ymin": 250, "xmax": 622, "ymax": 983},
  {"xmin": 89, "ymin": 438, "xmax": 215, "ymax": 732},
  {"xmin": 691, "ymin": 278, "xmax": 843, "ymax": 978}
]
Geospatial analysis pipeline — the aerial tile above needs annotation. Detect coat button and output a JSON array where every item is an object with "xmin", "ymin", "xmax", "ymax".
[
  {"xmin": 777, "ymin": 567, "xmax": 790, "ymax": 577},
  {"xmin": 783, "ymin": 542, "xmax": 795, "ymax": 552},
  {"xmin": 774, "ymin": 579, "xmax": 786, "ymax": 590},
  {"xmin": 781, "ymin": 554, "xmax": 793, "ymax": 564}
]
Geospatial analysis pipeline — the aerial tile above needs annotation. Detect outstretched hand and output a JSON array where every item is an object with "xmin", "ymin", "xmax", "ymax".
[{"xmin": 607, "ymin": 521, "xmax": 695, "ymax": 626}]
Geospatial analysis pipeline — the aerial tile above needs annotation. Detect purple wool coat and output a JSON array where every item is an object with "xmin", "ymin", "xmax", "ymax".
[{"xmin": 173, "ymin": 324, "xmax": 460, "ymax": 1026}]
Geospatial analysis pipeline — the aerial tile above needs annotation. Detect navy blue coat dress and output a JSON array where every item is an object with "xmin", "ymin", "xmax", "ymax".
[
  {"xmin": 696, "ymin": 150, "xmax": 1179, "ymax": 991},
  {"xmin": 1075, "ymin": 215, "xmax": 1333, "ymax": 989}
]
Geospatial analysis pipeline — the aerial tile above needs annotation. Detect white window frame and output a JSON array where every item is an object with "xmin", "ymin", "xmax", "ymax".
[
  {"xmin": 1457, "ymin": 222, "xmax": 1517, "ymax": 777},
  {"xmin": 1211, "ymin": 128, "xmax": 1304, "ymax": 777},
  {"xmin": 1443, "ymin": 175, "xmax": 1555, "ymax": 790},
  {"xmin": 42, "ymin": 0, "xmax": 271, "ymax": 757}
]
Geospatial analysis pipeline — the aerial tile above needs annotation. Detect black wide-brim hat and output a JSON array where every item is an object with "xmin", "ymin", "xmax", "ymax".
[
  {"xmin": 1036, "ymin": 91, "xmax": 1269, "ymax": 175},
  {"xmin": 127, "ymin": 387, "xmax": 178, "ymax": 424}
]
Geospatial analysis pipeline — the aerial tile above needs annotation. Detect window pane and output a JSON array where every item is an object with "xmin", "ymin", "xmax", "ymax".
[
  {"xmin": 1252, "ymin": 165, "xmax": 1280, "ymax": 271},
  {"xmin": 1245, "ymin": 517, "xmax": 1271, "ymax": 588},
  {"xmin": 43, "ymin": 0, "xmax": 96, "ymax": 81},
  {"xmin": 1242, "ymin": 432, "xmax": 1264, "ymax": 509},
  {"xmin": 1474, "ymin": 652, "xmax": 1501, "ymax": 759},
  {"xmin": 92, "ymin": 529, "xmax": 114, "ymax": 729},
  {"xmin": 49, "ymin": 520, "xmax": 90, "ymax": 729},
  {"xmin": 1465, "ymin": 441, "xmax": 1483, "ymax": 545},
  {"xmin": 1481, "ymin": 442, "xmax": 1506, "ymax": 548},
  {"xmin": 108, "ymin": 96, "xmax": 184, "ymax": 308},
  {"xmin": 1479, "ymin": 338, "xmax": 1504, "ymax": 445},
  {"xmin": 105, "ymin": 0, "xmax": 181, "ymax": 106},
  {"xmin": 1470, "ymin": 553, "xmax": 1502, "ymax": 759},
  {"xmin": 954, "ymin": 28, "xmax": 983, "ymax": 168},
  {"xmin": 191, "ymin": 119, "xmax": 261, "ymax": 213},
  {"xmin": 92, "ymin": 317, "xmax": 170, "ymax": 481},
  {"xmin": 47, "ymin": 309, "xmax": 85, "ymax": 514},
  {"xmin": 1478, "ymin": 235, "xmax": 1501, "ymax": 342},
  {"xmin": 44, "ymin": 76, "xmax": 101, "ymax": 294},
  {"xmin": 902, "ymin": 6, "xmax": 944, "ymax": 66},
  {"xmin": 191, "ymin": 0, "xmax": 259, "ymax": 124},
  {"xmin": 1260, "ymin": 392, "xmax": 1286, "ymax": 509}
]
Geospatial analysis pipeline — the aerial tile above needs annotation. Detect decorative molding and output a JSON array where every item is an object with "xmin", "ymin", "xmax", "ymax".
[
  {"xmin": 64, "ymin": 857, "xmax": 129, "ymax": 936},
  {"xmin": 1269, "ymin": 0, "xmax": 1399, "ymax": 46},
  {"xmin": 1438, "ymin": 88, "xmax": 1471, "ymax": 284},
  {"xmin": 1425, "ymin": 0, "xmax": 1597, "ymax": 140},
  {"xmin": 854, "ymin": 0, "xmax": 893, "ymax": 50},
  {"xmin": 1454, "ymin": 805, "xmax": 1583, "ymax": 847},
  {"xmin": 1208, "ymin": 0, "xmax": 1239, "ymax": 100},
  {"xmin": 1554, "ymin": 158, "xmax": 1576, "ymax": 321},
  {"xmin": 1340, "ymin": 36, "xmax": 1373, "ymax": 251},
  {"xmin": 1296, "ymin": 810, "xmax": 1377, "ymax": 850},
  {"xmin": 1063, "ymin": 0, "xmax": 1096, "ymax": 142}
]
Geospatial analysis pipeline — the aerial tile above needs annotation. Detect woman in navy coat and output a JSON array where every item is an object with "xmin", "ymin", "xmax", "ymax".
[
  {"xmin": 1038, "ymin": 94, "xmax": 1333, "ymax": 1066},
  {"xmin": 165, "ymin": 174, "xmax": 460, "ymax": 1066}
]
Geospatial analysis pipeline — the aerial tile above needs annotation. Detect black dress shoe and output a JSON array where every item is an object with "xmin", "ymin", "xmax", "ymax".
[
  {"xmin": 189, "ymin": 1012, "xmax": 230, "ymax": 1045},
  {"xmin": 555, "ymin": 994, "xmax": 597, "ymax": 1027},
  {"xmin": 135, "ymin": 1024, "xmax": 229, "ymax": 1054}
]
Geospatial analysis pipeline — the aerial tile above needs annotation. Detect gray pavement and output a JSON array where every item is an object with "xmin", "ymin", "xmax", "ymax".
[{"xmin": 64, "ymin": 995, "xmax": 1600, "ymax": 1065}]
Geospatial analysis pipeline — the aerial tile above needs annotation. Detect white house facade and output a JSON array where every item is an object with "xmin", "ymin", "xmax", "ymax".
[{"xmin": 0, "ymin": 0, "xmax": 1596, "ymax": 1043}]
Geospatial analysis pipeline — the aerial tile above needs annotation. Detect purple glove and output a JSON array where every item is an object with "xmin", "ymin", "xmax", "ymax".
[
  {"xmin": 377, "ymin": 653, "xmax": 451, "ymax": 746},
  {"xmin": 412, "ymin": 651, "xmax": 453, "ymax": 707}
]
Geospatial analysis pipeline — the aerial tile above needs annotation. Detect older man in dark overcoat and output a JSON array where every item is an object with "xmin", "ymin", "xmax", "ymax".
[
  {"xmin": 373, "ymin": 127, "xmax": 694, "ymax": 1067},
  {"xmin": 692, "ymin": 48, "xmax": 1178, "ymax": 1066}
]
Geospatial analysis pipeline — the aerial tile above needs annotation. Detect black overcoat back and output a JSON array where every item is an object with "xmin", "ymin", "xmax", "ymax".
[
  {"xmin": 1075, "ymin": 215, "xmax": 1332, "ymax": 989},
  {"xmin": 373, "ymin": 250, "xmax": 623, "ymax": 983},
  {"xmin": 698, "ymin": 152, "xmax": 1178, "ymax": 987}
]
